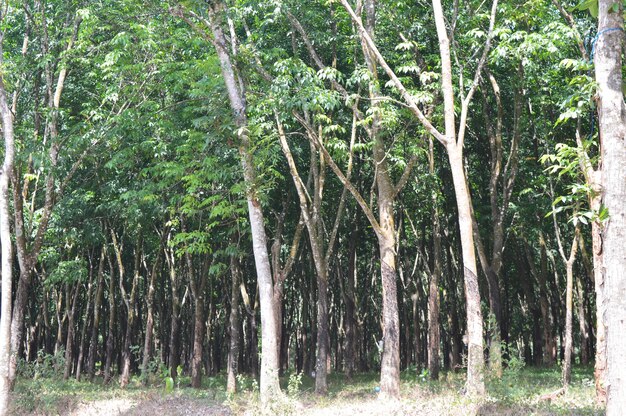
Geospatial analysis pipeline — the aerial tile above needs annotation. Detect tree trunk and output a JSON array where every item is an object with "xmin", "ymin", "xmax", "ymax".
[
  {"xmin": 592, "ymin": 216, "xmax": 607, "ymax": 401},
  {"xmin": 562, "ymin": 230, "xmax": 579, "ymax": 387},
  {"xmin": 88, "ymin": 246, "xmax": 106, "ymax": 381},
  {"xmin": 314, "ymin": 267, "xmax": 330, "ymax": 395},
  {"xmin": 227, "ymin": 255, "xmax": 241, "ymax": 393},
  {"xmin": 103, "ymin": 253, "xmax": 116, "ymax": 385},
  {"xmin": 190, "ymin": 258, "xmax": 207, "ymax": 389},
  {"xmin": 596, "ymin": 2, "xmax": 626, "ymax": 413},
  {"xmin": 166, "ymin": 246, "xmax": 181, "ymax": 381},
  {"xmin": 446, "ymin": 144, "xmax": 485, "ymax": 395},
  {"xmin": 0, "ymin": 36, "xmax": 16, "ymax": 415},
  {"xmin": 343, "ymin": 225, "xmax": 358, "ymax": 379},
  {"xmin": 141, "ymin": 244, "xmax": 162, "ymax": 385},
  {"xmin": 63, "ymin": 283, "xmax": 80, "ymax": 380},
  {"xmin": 111, "ymin": 230, "xmax": 140, "ymax": 388},
  {"xmin": 576, "ymin": 275, "xmax": 590, "ymax": 366},
  {"xmin": 428, "ymin": 137, "xmax": 441, "ymax": 380},
  {"xmin": 202, "ymin": 2, "xmax": 283, "ymax": 403},
  {"xmin": 76, "ymin": 261, "xmax": 95, "ymax": 381}
]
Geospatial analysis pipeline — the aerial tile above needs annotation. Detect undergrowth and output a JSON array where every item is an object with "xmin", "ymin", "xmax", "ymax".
[{"xmin": 9, "ymin": 366, "xmax": 604, "ymax": 415}]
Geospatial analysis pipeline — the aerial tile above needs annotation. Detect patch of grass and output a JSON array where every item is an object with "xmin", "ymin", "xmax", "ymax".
[{"xmin": 9, "ymin": 366, "xmax": 604, "ymax": 415}]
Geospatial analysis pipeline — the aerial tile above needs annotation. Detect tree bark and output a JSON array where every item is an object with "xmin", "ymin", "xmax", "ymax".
[
  {"xmin": 141, "ymin": 242, "xmax": 162, "ymax": 384},
  {"xmin": 428, "ymin": 137, "xmax": 441, "ymax": 380},
  {"xmin": 596, "ymin": 2, "xmax": 626, "ymax": 413},
  {"xmin": 63, "ymin": 282, "xmax": 80, "ymax": 380},
  {"xmin": 165, "ymin": 243, "xmax": 182, "ymax": 381},
  {"xmin": 0, "ymin": 28, "xmax": 16, "ymax": 415},
  {"xmin": 103, "ymin": 252, "xmax": 117, "ymax": 385},
  {"xmin": 111, "ymin": 230, "xmax": 140, "ymax": 388},
  {"xmin": 76, "ymin": 260, "xmax": 95, "ymax": 381},
  {"xmin": 561, "ymin": 228, "xmax": 579, "ymax": 387},
  {"xmin": 575, "ymin": 275, "xmax": 590, "ymax": 366},
  {"xmin": 189, "ymin": 252, "xmax": 207, "ymax": 389},
  {"xmin": 87, "ymin": 246, "xmax": 106, "ymax": 381},
  {"xmin": 343, "ymin": 224, "xmax": 358, "ymax": 379},
  {"xmin": 227, "ymin": 255, "xmax": 241, "ymax": 393},
  {"xmin": 203, "ymin": 2, "xmax": 282, "ymax": 403}
]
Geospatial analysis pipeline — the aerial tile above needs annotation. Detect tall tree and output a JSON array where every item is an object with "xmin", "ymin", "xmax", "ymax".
[
  {"xmin": 595, "ymin": 1, "xmax": 626, "ymax": 413},
  {"xmin": 0, "ymin": 6, "xmax": 16, "ymax": 413},
  {"xmin": 339, "ymin": 0, "xmax": 498, "ymax": 395},
  {"xmin": 172, "ymin": 1, "xmax": 284, "ymax": 403}
]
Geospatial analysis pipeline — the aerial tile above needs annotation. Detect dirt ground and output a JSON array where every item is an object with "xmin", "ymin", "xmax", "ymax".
[{"xmin": 69, "ymin": 395, "xmax": 231, "ymax": 416}]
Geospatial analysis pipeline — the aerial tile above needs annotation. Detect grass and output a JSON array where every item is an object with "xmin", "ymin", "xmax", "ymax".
[{"xmin": 9, "ymin": 366, "xmax": 604, "ymax": 415}]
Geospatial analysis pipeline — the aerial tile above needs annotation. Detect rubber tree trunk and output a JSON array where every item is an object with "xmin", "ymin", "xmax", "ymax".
[
  {"xmin": 103, "ymin": 253, "xmax": 116, "ymax": 385},
  {"xmin": 446, "ymin": 144, "xmax": 485, "ymax": 395},
  {"xmin": 343, "ymin": 226, "xmax": 358, "ymax": 379},
  {"xmin": 63, "ymin": 283, "xmax": 79, "ymax": 380},
  {"xmin": 76, "ymin": 263, "xmax": 95, "ymax": 381},
  {"xmin": 226, "ymin": 255, "xmax": 241, "ymax": 393},
  {"xmin": 363, "ymin": 0, "xmax": 401, "ymax": 396},
  {"xmin": 0, "ymin": 44, "xmax": 16, "ymax": 416},
  {"xmin": 428, "ymin": 137, "xmax": 441, "ymax": 380},
  {"xmin": 190, "ymin": 282, "xmax": 206, "ymax": 388},
  {"xmin": 596, "ymin": 2, "xmax": 626, "ymax": 413},
  {"xmin": 562, "ymin": 230, "xmax": 579, "ymax": 387},
  {"xmin": 167, "ymin": 252, "xmax": 181, "ymax": 381},
  {"xmin": 575, "ymin": 276, "xmax": 590, "ymax": 366},
  {"xmin": 141, "ymin": 246, "xmax": 161, "ymax": 385},
  {"xmin": 591, "ymin": 216, "xmax": 607, "ymax": 401},
  {"xmin": 87, "ymin": 246, "xmax": 106, "ymax": 381},
  {"xmin": 202, "ymin": 2, "xmax": 282, "ymax": 403}
]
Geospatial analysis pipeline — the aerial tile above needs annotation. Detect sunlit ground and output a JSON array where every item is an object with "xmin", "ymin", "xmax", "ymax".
[{"xmin": 10, "ymin": 366, "xmax": 603, "ymax": 415}]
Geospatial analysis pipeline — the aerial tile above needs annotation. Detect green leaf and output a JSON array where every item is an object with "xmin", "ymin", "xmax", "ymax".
[{"xmin": 612, "ymin": 2, "xmax": 620, "ymax": 13}]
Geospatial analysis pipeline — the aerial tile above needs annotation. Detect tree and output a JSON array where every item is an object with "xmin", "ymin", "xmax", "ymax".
[
  {"xmin": 595, "ymin": 1, "xmax": 626, "ymax": 413},
  {"xmin": 339, "ymin": 0, "xmax": 498, "ymax": 395},
  {"xmin": 0, "ymin": 5, "xmax": 16, "ymax": 413},
  {"xmin": 172, "ymin": 1, "xmax": 284, "ymax": 404}
]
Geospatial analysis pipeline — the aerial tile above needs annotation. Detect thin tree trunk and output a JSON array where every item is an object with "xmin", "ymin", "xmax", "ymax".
[
  {"xmin": 343, "ymin": 225, "xmax": 358, "ymax": 379},
  {"xmin": 592, "ymin": 215, "xmax": 607, "ymax": 401},
  {"xmin": 141, "ymin": 242, "xmax": 162, "ymax": 384},
  {"xmin": 111, "ymin": 230, "xmax": 140, "ymax": 388},
  {"xmin": 227, "ymin": 255, "xmax": 241, "ymax": 393},
  {"xmin": 190, "ymin": 252, "xmax": 207, "ymax": 389},
  {"xmin": 575, "ymin": 275, "xmax": 590, "ymax": 365},
  {"xmin": 0, "ymin": 28, "xmax": 16, "ymax": 414},
  {"xmin": 166, "ymin": 245, "xmax": 181, "ymax": 381},
  {"xmin": 76, "ymin": 260, "xmax": 95, "ymax": 381},
  {"xmin": 88, "ymin": 246, "xmax": 106, "ymax": 381},
  {"xmin": 202, "ymin": 2, "xmax": 283, "ymax": 402},
  {"xmin": 428, "ymin": 137, "xmax": 441, "ymax": 380},
  {"xmin": 527, "ymin": 236, "xmax": 557, "ymax": 366},
  {"xmin": 447, "ymin": 144, "xmax": 485, "ymax": 395},
  {"xmin": 63, "ymin": 282, "xmax": 80, "ymax": 380},
  {"xmin": 103, "ymin": 253, "xmax": 116, "ymax": 385},
  {"xmin": 562, "ymin": 228, "xmax": 579, "ymax": 387}
]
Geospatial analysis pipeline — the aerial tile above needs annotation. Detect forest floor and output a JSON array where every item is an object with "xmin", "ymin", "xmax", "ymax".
[{"xmin": 9, "ymin": 366, "xmax": 604, "ymax": 415}]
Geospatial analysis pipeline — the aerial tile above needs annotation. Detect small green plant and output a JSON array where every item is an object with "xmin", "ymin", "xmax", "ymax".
[
  {"xmin": 287, "ymin": 371, "xmax": 303, "ymax": 397},
  {"xmin": 176, "ymin": 364, "xmax": 183, "ymax": 389},
  {"xmin": 502, "ymin": 342, "xmax": 525, "ymax": 375},
  {"xmin": 235, "ymin": 373, "xmax": 250, "ymax": 391},
  {"xmin": 20, "ymin": 349, "xmax": 67, "ymax": 379},
  {"xmin": 161, "ymin": 365, "xmax": 174, "ymax": 393},
  {"xmin": 418, "ymin": 368, "xmax": 429, "ymax": 383}
]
